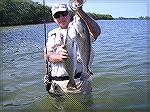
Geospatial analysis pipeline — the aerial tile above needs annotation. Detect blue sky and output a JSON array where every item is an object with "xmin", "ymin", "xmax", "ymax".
[{"xmin": 32, "ymin": 0, "xmax": 149, "ymax": 18}]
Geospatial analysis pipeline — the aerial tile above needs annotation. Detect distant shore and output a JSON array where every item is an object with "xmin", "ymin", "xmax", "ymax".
[{"xmin": 1, "ymin": 18, "xmax": 149, "ymax": 27}]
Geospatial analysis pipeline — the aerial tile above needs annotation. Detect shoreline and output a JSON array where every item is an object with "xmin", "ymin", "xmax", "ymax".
[{"xmin": 0, "ymin": 18, "xmax": 149, "ymax": 27}]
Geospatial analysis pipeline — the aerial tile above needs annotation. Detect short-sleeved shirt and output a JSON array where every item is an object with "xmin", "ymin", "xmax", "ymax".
[{"xmin": 46, "ymin": 22, "xmax": 95, "ymax": 77}]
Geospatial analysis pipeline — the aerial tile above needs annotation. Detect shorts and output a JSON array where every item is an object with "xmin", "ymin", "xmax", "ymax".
[{"xmin": 48, "ymin": 76, "xmax": 93, "ymax": 96}]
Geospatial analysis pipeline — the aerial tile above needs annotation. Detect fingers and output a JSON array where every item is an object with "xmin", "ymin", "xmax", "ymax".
[
  {"xmin": 60, "ymin": 48, "xmax": 68, "ymax": 54},
  {"xmin": 61, "ymin": 55, "xmax": 68, "ymax": 60},
  {"xmin": 61, "ymin": 51, "xmax": 68, "ymax": 56},
  {"xmin": 58, "ymin": 45, "xmax": 68, "ymax": 60},
  {"xmin": 76, "ymin": 0, "xmax": 84, "ymax": 6},
  {"xmin": 60, "ymin": 51, "xmax": 68, "ymax": 59},
  {"xmin": 58, "ymin": 48, "xmax": 68, "ymax": 56}
]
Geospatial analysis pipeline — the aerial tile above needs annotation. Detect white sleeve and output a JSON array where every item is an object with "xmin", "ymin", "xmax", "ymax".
[{"xmin": 46, "ymin": 30, "xmax": 57, "ymax": 51}]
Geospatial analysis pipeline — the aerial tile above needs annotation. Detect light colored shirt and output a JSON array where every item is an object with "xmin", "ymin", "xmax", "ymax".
[{"xmin": 46, "ymin": 22, "xmax": 94, "ymax": 77}]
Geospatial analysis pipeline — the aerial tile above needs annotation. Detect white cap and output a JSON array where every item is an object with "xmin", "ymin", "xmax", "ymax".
[{"xmin": 51, "ymin": 3, "xmax": 68, "ymax": 16}]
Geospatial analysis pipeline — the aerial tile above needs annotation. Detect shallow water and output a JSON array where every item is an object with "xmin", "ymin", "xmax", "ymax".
[{"xmin": 0, "ymin": 20, "xmax": 149, "ymax": 111}]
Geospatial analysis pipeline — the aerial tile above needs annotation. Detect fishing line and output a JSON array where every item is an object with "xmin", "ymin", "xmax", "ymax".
[
  {"xmin": 43, "ymin": 0, "xmax": 52, "ymax": 93},
  {"xmin": 43, "ymin": 0, "xmax": 48, "ymax": 75}
]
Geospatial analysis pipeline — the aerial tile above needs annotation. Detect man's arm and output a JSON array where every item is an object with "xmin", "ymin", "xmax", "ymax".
[{"xmin": 76, "ymin": 5, "xmax": 101, "ymax": 40}]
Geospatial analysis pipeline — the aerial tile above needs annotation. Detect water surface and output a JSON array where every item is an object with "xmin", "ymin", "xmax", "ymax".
[{"xmin": 0, "ymin": 20, "xmax": 149, "ymax": 111}]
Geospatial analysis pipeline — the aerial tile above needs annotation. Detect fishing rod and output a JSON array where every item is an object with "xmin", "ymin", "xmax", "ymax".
[{"xmin": 43, "ymin": 0, "xmax": 51, "ymax": 92}]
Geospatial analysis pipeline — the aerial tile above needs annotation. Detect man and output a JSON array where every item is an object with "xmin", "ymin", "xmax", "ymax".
[{"xmin": 44, "ymin": 1, "xmax": 101, "ymax": 95}]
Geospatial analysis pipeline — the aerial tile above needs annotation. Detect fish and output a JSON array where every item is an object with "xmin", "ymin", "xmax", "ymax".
[
  {"xmin": 63, "ymin": 31, "xmax": 77, "ymax": 89},
  {"xmin": 73, "ymin": 14, "xmax": 91, "ymax": 81}
]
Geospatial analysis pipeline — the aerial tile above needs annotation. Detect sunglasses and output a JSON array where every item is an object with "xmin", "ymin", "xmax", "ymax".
[{"xmin": 53, "ymin": 11, "xmax": 68, "ymax": 19}]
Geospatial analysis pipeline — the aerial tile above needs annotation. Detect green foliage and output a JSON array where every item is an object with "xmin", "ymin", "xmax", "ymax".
[
  {"xmin": 87, "ymin": 12, "xmax": 113, "ymax": 20},
  {"xmin": 0, "ymin": 0, "xmax": 114, "ymax": 26},
  {"xmin": 0, "ymin": 0, "xmax": 115, "ymax": 26},
  {"xmin": 0, "ymin": 0, "xmax": 52, "ymax": 26}
]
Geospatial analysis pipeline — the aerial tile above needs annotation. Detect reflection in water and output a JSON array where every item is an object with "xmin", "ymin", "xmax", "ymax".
[{"xmin": 49, "ymin": 92, "xmax": 94, "ymax": 112}]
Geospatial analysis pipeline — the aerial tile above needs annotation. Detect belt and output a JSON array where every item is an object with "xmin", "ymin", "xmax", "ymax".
[{"xmin": 51, "ymin": 72, "xmax": 82, "ymax": 81}]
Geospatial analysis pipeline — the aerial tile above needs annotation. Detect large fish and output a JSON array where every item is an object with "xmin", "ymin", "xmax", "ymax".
[
  {"xmin": 73, "ymin": 14, "xmax": 91, "ymax": 80},
  {"xmin": 63, "ymin": 30, "xmax": 77, "ymax": 89}
]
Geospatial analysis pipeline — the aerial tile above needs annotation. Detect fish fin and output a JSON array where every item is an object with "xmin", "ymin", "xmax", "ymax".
[
  {"xmin": 80, "ymin": 71, "xmax": 92, "ymax": 81},
  {"xmin": 67, "ymin": 79, "xmax": 77, "ymax": 89}
]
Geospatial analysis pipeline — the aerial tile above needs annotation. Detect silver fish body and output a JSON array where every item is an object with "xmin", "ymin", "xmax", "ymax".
[
  {"xmin": 64, "ymin": 31, "xmax": 77, "ymax": 88},
  {"xmin": 73, "ymin": 14, "xmax": 91, "ymax": 80}
]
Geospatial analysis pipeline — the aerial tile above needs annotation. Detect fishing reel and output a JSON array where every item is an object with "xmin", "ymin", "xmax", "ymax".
[{"xmin": 69, "ymin": 0, "xmax": 86, "ymax": 10}]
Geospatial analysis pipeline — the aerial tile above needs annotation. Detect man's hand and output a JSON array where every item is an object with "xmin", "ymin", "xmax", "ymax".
[
  {"xmin": 46, "ymin": 45, "xmax": 68, "ymax": 64},
  {"xmin": 76, "ymin": 0, "xmax": 84, "ymax": 6},
  {"xmin": 57, "ymin": 45, "xmax": 68, "ymax": 60}
]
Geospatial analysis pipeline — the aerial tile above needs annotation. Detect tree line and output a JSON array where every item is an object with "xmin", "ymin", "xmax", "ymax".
[
  {"xmin": 115, "ymin": 16, "xmax": 150, "ymax": 20},
  {"xmin": 0, "ymin": 0, "xmax": 114, "ymax": 26},
  {"xmin": 0, "ymin": 0, "xmax": 52, "ymax": 26},
  {"xmin": 1, "ymin": 0, "xmax": 148, "ymax": 26}
]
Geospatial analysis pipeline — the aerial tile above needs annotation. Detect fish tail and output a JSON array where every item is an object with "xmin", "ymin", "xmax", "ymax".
[
  {"xmin": 80, "ymin": 71, "xmax": 92, "ymax": 81},
  {"xmin": 67, "ymin": 79, "xmax": 77, "ymax": 89}
]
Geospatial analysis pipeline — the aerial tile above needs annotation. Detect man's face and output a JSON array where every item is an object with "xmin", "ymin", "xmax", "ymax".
[{"xmin": 53, "ymin": 11, "xmax": 70, "ymax": 29}]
